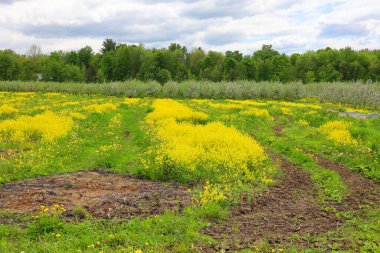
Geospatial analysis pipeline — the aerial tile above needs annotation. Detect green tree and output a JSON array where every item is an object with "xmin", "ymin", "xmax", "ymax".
[
  {"xmin": 138, "ymin": 50, "xmax": 158, "ymax": 81},
  {"xmin": 187, "ymin": 48, "xmax": 206, "ymax": 79},
  {"xmin": 0, "ymin": 50, "xmax": 21, "ymax": 80},
  {"xmin": 157, "ymin": 69, "xmax": 171, "ymax": 84},
  {"xmin": 101, "ymin": 38, "xmax": 117, "ymax": 55},
  {"xmin": 199, "ymin": 51, "xmax": 225, "ymax": 81}
]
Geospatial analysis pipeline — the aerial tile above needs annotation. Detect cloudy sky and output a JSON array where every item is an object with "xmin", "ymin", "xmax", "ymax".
[{"xmin": 0, "ymin": 0, "xmax": 379, "ymax": 55}]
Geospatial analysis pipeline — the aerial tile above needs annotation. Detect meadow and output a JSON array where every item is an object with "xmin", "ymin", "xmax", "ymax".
[{"xmin": 0, "ymin": 89, "xmax": 379, "ymax": 252}]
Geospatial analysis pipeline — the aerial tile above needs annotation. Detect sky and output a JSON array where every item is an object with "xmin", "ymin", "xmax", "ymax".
[{"xmin": 0, "ymin": 0, "xmax": 379, "ymax": 55}]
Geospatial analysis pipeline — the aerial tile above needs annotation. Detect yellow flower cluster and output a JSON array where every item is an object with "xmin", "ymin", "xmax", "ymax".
[
  {"xmin": 226, "ymin": 99, "xmax": 267, "ymax": 106},
  {"xmin": 280, "ymin": 107, "xmax": 293, "ymax": 115},
  {"xmin": 208, "ymin": 102, "xmax": 243, "ymax": 109},
  {"xmin": 63, "ymin": 101, "xmax": 80, "ymax": 106},
  {"xmin": 146, "ymin": 99, "xmax": 208, "ymax": 124},
  {"xmin": 308, "ymin": 104, "xmax": 323, "ymax": 110},
  {"xmin": 319, "ymin": 121, "xmax": 356, "ymax": 144},
  {"xmin": 109, "ymin": 113, "xmax": 122, "ymax": 128},
  {"xmin": 83, "ymin": 103, "xmax": 117, "ymax": 113},
  {"xmin": 193, "ymin": 182, "xmax": 227, "ymax": 204},
  {"xmin": 46, "ymin": 92, "xmax": 66, "ymax": 97},
  {"xmin": 240, "ymin": 107, "xmax": 270, "ymax": 118},
  {"xmin": 346, "ymin": 107, "xmax": 371, "ymax": 114},
  {"xmin": 155, "ymin": 121, "xmax": 266, "ymax": 178},
  {"xmin": 298, "ymin": 119, "xmax": 309, "ymax": 126},
  {"xmin": 123, "ymin": 98, "xmax": 141, "ymax": 104},
  {"xmin": 0, "ymin": 111, "xmax": 74, "ymax": 143},
  {"xmin": 36, "ymin": 204, "xmax": 66, "ymax": 218},
  {"xmin": 0, "ymin": 104, "xmax": 18, "ymax": 114},
  {"xmin": 306, "ymin": 110, "xmax": 318, "ymax": 115},
  {"xmin": 2, "ymin": 97, "xmax": 26, "ymax": 103},
  {"xmin": 191, "ymin": 99, "xmax": 208, "ymax": 104},
  {"xmin": 69, "ymin": 112, "xmax": 86, "ymax": 120},
  {"xmin": 278, "ymin": 101, "xmax": 322, "ymax": 109},
  {"xmin": 96, "ymin": 143, "xmax": 122, "ymax": 156},
  {"xmin": 145, "ymin": 99, "xmax": 268, "ymax": 185}
]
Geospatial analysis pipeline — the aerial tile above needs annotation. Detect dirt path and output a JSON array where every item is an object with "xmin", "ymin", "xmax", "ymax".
[
  {"xmin": 203, "ymin": 114, "xmax": 380, "ymax": 252},
  {"xmin": 272, "ymin": 115, "xmax": 292, "ymax": 136},
  {"xmin": 202, "ymin": 151, "xmax": 343, "ymax": 252},
  {"xmin": 0, "ymin": 169, "xmax": 191, "ymax": 219},
  {"xmin": 306, "ymin": 151, "xmax": 380, "ymax": 211}
]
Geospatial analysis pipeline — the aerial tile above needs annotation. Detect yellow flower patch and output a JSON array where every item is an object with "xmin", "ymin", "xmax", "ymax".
[
  {"xmin": 83, "ymin": 103, "xmax": 117, "ymax": 113},
  {"xmin": 280, "ymin": 107, "xmax": 293, "ymax": 115},
  {"xmin": 145, "ymin": 99, "xmax": 268, "ymax": 187},
  {"xmin": 0, "ymin": 111, "xmax": 74, "ymax": 143},
  {"xmin": 319, "ymin": 121, "xmax": 356, "ymax": 144},
  {"xmin": 70, "ymin": 112, "xmax": 86, "ymax": 120},
  {"xmin": 63, "ymin": 101, "xmax": 80, "ymax": 106},
  {"xmin": 0, "ymin": 104, "xmax": 18, "ymax": 114},
  {"xmin": 226, "ymin": 99, "xmax": 267, "ymax": 106},
  {"xmin": 123, "ymin": 98, "xmax": 141, "ymax": 104},
  {"xmin": 298, "ymin": 119, "xmax": 309, "ymax": 126},
  {"xmin": 208, "ymin": 102, "xmax": 243, "ymax": 109},
  {"xmin": 240, "ymin": 107, "xmax": 270, "ymax": 118},
  {"xmin": 146, "ymin": 99, "xmax": 208, "ymax": 124}
]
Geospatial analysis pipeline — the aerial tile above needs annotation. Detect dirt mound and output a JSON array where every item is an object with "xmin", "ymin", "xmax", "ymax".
[
  {"xmin": 203, "ymin": 151, "xmax": 343, "ymax": 251},
  {"xmin": 0, "ymin": 169, "xmax": 191, "ymax": 219}
]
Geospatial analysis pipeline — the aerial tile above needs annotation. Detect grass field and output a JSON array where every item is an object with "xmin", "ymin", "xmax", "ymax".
[{"xmin": 0, "ymin": 91, "xmax": 379, "ymax": 252}]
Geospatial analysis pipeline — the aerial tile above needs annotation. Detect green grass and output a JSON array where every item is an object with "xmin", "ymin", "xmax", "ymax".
[
  {"xmin": 0, "ymin": 94, "xmax": 152, "ymax": 183},
  {"xmin": 0, "ymin": 204, "xmax": 225, "ymax": 253}
]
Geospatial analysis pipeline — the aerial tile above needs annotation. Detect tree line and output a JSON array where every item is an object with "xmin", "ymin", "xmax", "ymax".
[{"xmin": 1, "ymin": 39, "xmax": 380, "ymax": 84}]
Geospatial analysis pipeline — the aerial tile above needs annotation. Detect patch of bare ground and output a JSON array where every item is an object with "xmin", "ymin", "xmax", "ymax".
[
  {"xmin": 305, "ymin": 151, "xmax": 380, "ymax": 211},
  {"xmin": 0, "ymin": 149, "xmax": 22, "ymax": 159},
  {"xmin": 0, "ymin": 169, "xmax": 191, "ymax": 219},
  {"xmin": 202, "ymin": 151, "xmax": 344, "ymax": 252},
  {"xmin": 272, "ymin": 115, "xmax": 292, "ymax": 136}
]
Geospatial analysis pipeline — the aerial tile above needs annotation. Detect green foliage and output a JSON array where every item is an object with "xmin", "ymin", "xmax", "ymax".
[
  {"xmin": 2, "ymin": 43, "xmax": 380, "ymax": 84},
  {"xmin": 157, "ymin": 69, "xmax": 172, "ymax": 84},
  {"xmin": 0, "ymin": 80, "xmax": 379, "ymax": 108},
  {"xmin": 0, "ymin": 207, "xmax": 215, "ymax": 253}
]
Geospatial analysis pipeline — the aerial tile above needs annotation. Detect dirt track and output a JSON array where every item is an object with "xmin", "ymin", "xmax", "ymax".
[
  {"xmin": 307, "ymin": 151, "xmax": 380, "ymax": 211},
  {"xmin": 202, "ymin": 116, "xmax": 380, "ymax": 252},
  {"xmin": 0, "ymin": 169, "xmax": 191, "ymax": 219},
  {"xmin": 203, "ymin": 151, "xmax": 344, "ymax": 251}
]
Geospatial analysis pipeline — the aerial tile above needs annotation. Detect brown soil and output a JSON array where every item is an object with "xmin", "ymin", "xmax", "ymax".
[
  {"xmin": 202, "ymin": 151, "xmax": 344, "ymax": 252},
  {"xmin": 306, "ymin": 151, "xmax": 380, "ymax": 211},
  {"xmin": 0, "ymin": 169, "xmax": 191, "ymax": 219},
  {"xmin": 0, "ymin": 149, "xmax": 22, "ymax": 159},
  {"xmin": 272, "ymin": 115, "xmax": 292, "ymax": 136},
  {"xmin": 272, "ymin": 125, "xmax": 284, "ymax": 136}
]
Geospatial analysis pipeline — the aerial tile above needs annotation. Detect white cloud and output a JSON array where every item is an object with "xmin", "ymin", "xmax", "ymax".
[{"xmin": 0, "ymin": 0, "xmax": 379, "ymax": 54}]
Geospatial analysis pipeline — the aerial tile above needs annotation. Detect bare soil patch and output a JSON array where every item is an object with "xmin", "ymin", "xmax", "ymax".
[
  {"xmin": 272, "ymin": 125, "xmax": 284, "ymax": 136},
  {"xmin": 0, "ymin": 169, "xmax": 191, "ymax": 219},
  {"xmin": 124, "ymin": 131, "xmax": 131, "ymax": 139},
  {"xmin": 0, "ymin": 149, "xmax": 22, "ymax": 160},
  {"xmin": 272, "ymin": 115, "xmax": 292, "ymax": 136},
  {"xmin": 203, "ymin": 151, "xmax": 343, "ymax": 252}
]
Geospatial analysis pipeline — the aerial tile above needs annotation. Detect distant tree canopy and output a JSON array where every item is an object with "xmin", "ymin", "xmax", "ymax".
[{"xmin": 1, "ymin": 39, "xmax": 380, "ymax": 83}]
